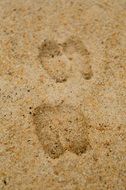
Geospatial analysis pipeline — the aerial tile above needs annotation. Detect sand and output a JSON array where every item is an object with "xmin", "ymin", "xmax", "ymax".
[{"xmin": 0, "ymin": 0, "xmax": 126, "ymax": 189}]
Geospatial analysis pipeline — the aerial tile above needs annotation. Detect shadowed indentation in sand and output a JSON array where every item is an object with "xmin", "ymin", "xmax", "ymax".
[
  {"xmin": 38, "ymin": 40, "xmax": 71, "ymax": 83},
  {"xmin": 62, "ymin": 36, "xmax": 93, "ymax": 80},
  {"xmin": 38, "ymin": 40, "xmax": 61, "ymax": 58},
  {"xmin": 38, "ymin": 36, "xmax": 93, "ymax": 82},
  {"xmin": 33, "ymin": 104, "xmax": 90, "ymax": 159}
]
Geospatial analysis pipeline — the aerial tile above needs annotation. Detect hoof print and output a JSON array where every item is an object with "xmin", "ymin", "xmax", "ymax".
[
  {"xmin": 33, "ymin": 104, "xmax": 90, "ymax": 159},
  {"xmin": 38, "ymin": 36, "xmax": 93, "ymax": 83}
]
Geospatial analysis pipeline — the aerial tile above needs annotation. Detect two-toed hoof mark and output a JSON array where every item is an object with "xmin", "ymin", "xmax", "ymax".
[
  {"xmin": 33, "ymin": 104, "xmax": 90, "ymax": 159},
  {"xmin": 38, "ymin": 37, "xmax": 93, "ymax": 82}
]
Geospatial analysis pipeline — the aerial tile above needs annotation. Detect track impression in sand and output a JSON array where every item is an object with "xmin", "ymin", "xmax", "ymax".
[
  {"xmin": 38, "ymin": 36, "xmax": 93, "ymax": 82},
  {"xmin": 33, "ymin": 104, "xmax": 90, "ymax": 159}
]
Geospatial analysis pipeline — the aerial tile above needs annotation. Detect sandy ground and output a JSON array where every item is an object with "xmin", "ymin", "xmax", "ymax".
[{"xmin": 0, "ymin": 0, "xmax": 126, "ymax": 189}]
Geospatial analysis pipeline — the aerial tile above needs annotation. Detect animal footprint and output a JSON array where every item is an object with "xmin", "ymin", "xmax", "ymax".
[
  {"xmin": 33, "ymin": 104, "xmax": 90, "ymax": 159},
  {"xmin": 38, "ymin": 36, "xmax": 93, "ymax": 82},
  {"xmin": 38, "ymin": 40, "xmax": 71, "ymax": 82}
]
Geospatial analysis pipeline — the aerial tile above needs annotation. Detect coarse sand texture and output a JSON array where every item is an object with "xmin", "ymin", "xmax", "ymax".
[{"xmin": 0, "ymin": 0, "xmax": 126, "ymax": 190}]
